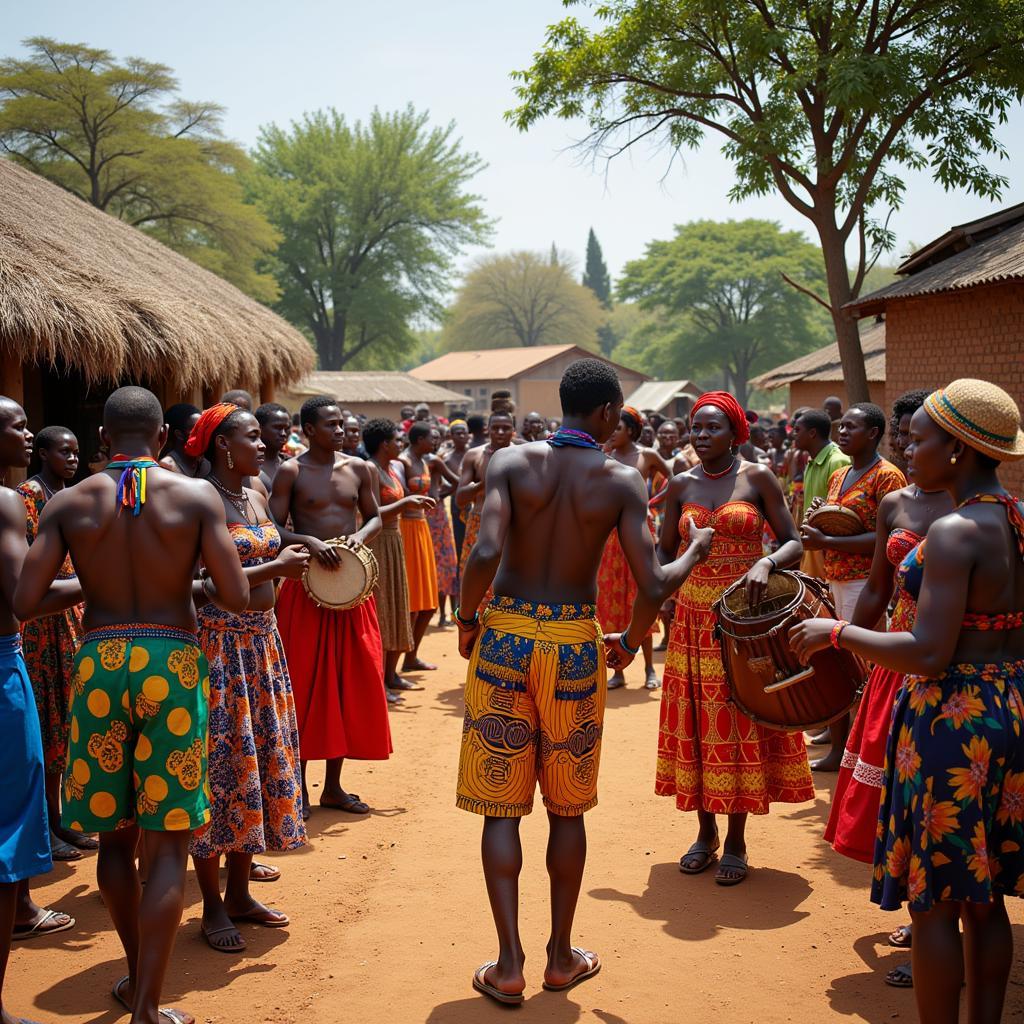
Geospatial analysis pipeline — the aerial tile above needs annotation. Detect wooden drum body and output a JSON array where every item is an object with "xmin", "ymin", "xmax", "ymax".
[
  {"xmin": 713, "ymin": 570, "xmax": 864, "ymax": 732},
  {"xmin": 302, "ymin": 538, "xmax": 379, "ymax": 610}
]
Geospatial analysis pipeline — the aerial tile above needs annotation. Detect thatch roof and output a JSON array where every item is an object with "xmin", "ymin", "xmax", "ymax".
[
  {"xmin": 0, "ymin": 159, "xmax": 314, "ymax": 391},
  {"xmin": 286, "ymin": 371, "xmax": 465, "ymax": 405},
  {"xmin": 847, "ymin": 202, "xmax": 1024, "ymax": 316},
  {"xmin": 751, "ymin": 318, "xmax": 886, "ymax": 391}
]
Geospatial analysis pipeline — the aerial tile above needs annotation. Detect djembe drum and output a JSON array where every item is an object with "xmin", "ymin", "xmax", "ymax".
[{"xmin": 301, "ymin": 538, "xmax": 379, "ymax": 610}]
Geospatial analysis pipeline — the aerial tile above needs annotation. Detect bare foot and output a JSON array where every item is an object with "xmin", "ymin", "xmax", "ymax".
[{"xmin": 401, "ymin": 656, "xmax": 437, "ymax": 672}]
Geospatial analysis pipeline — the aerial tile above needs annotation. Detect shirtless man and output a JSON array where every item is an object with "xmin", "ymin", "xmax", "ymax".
[
  {"xmin": 255, "ymin": 402, "xmax": 292, "ymax": 489},
  {"xmin": 158, "ymin": 404, "xmax": 203, "ymax": 477},
  {"xmin": 342, "ymin": 416, "xmax": 367, "ymax": 460},
  {"xmin": 522, "ymin": 412, "xmax": 547, "ymax": 442},
  {"xmin": 270, "ymin": 397, "xmax": 390, "ymax": 818},
  {"xmin": 456, "ymin": 359, "xmax": 712, "ymax": 1006},
  {"xmin": 444, "ymin": 420, "xmax": 471, "ymax": 566},
  {"xmin": 16, "ymin": 386, "xmax": 249, "ymax": 1024},
  {"xmin": 455, "ymin": 411, "xmax": 515, "ymax": 584},
  {"xmin": 0, "ymin": 398, "xmax": 81, "ymax": 1024}
]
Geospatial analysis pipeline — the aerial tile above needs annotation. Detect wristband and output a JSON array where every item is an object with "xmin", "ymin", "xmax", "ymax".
[
  {"xmin": 620, "ymin": 629, "xmax": 640, "ymax": 656},
  {"xmin": 830, "ymin": 619, "xmax": 849, "ymax": 650},
  {"xmin": 765, "ymin": 555, "xmax": 777, "ymax": 571},
  {"xmin": 454, "ymin": 605, "xmax": 479, "ymax": 630}
]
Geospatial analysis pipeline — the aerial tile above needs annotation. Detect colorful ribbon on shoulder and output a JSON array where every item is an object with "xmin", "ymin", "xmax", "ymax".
[{"xmin": 108, "ymin": 455, "xmax": 160, "ymax": 517}]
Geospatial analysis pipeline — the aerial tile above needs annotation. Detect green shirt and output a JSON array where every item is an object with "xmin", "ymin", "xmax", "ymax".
[{"xmin": 803, "ymin": 442, "xmax": 851, "ymax": 505}]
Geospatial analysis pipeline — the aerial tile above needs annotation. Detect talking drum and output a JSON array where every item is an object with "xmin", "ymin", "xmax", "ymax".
[
  {"xmin": 713, "ymin": 570, "xmax": 864, "ymax": 731},
  {"xmin": 806, "ymin": 504, "xmax": 862, "ymax": 536},
  {"xmin": 301, "ymin": 538, "xmax": 379, "ymax": 610}
]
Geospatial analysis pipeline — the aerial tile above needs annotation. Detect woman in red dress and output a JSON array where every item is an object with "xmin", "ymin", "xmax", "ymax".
[{"xmin": 656, "ymin": 392, "xmax": 813, "ymax": 885}]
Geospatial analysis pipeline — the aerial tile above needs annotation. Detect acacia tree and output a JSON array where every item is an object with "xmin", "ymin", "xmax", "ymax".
[
  {"xmin": 509, "ymin": 1, "xmax": 1024, "ymax": 402},
  {"xmin": 619, "ymin": 219, "xmax": 828, "ymax": 404},
  {"xmin": 443, "ymin": 250, "xmax": 604, "ymax": 351},
  {"xmin": 0, "ymin": 37, "xmax": 278, "ymax": 301},
  {"xmin": 250, "ymin": 107, "xmax": 491, "ymax": 370}
]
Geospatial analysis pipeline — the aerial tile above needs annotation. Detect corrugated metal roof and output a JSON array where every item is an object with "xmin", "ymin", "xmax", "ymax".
[
  {"xmin": 286, "ymin": 371, "xmax": 466, "ymax": 404},
  {"xmin": 625, "ymin": 380, "xmax": 703, "ymax": 411},
  {"xmin": 848, "ymin": 214, "xmax": 1024, "ymax": 315},
  {"xmin": 410, "ymin": 345, "xmax": 649, "ymax": 383},
  {"xmin": 750, "ymin": 319, "xmax": 886, "ymax": 390}
]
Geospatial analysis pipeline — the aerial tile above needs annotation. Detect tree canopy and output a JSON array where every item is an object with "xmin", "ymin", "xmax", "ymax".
[
  {"xmin": 509, "ymin": 0, "xmax": 1024, "ymax": 403},
  {"xmin": 0, "ymin": 37, "xmax": 279, "ymax": 301},
  {"xmin": 249, "ymin": 106, "xmax": 491, "ymax": 370},
  {"xmin": 617, "ymin": 219, "xmax": 829, "ymax": 405},
  {"xmin": 443, "ymin": 250, "xmax": 605, "ymax": 352}
]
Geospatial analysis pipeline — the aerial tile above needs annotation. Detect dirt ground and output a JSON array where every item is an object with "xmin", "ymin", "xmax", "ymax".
[{"xmin": 9, "ymin": 627, "xmax": 1024, "ymax": 1024}]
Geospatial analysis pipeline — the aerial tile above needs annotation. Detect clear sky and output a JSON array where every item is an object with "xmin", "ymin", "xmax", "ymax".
[{"xmin": 4, "ymin": 0, "xmax": 1023, "ymax": 283}]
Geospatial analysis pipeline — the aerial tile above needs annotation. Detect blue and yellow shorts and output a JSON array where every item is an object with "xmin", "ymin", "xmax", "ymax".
[
  {"xmin": 63, "ymin": 624, "xmax": 211, "ymax": 834},
  {"xmin": 457, "ymin": 597, "xmax": 606, "ymax": 818}
]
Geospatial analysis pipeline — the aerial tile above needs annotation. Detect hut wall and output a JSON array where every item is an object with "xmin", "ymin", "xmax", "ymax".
[{"xmin": 787, "ymin": 379, "xmax": 886, "ymax": 416}]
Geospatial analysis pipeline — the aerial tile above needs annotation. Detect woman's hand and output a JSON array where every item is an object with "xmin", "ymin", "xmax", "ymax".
[
  {"xmin": 405, "ymin": 494, "xmax": 436, "ymax": 511},
  {"xmin": 743, "ymin": 557, "xmax": 774, "ymax": 608},
  {"xmin": 799, "ymin": 523, "xmax": 827, "ymax": 551},
  {"xmin": 274, "ymin": 544, "xmax": 311, "ymax": 580},
  {"xmin": 790, "ymin": 618, "xmax": 837, "ymax": 664}
]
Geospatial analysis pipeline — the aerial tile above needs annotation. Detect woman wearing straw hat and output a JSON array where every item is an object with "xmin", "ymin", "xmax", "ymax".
[{"xmin": 792, "ymin": 379, "xmax": 1024, "ymax": 1024}]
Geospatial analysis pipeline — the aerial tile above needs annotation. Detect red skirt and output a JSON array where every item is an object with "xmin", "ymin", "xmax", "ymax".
[
  {"xmin": 275, "ymin": 580, "xmax": 392, "ymax": 761},
  {"xmin": 824, "ymin": 664, "xmax": 904, "ymax": 862}
]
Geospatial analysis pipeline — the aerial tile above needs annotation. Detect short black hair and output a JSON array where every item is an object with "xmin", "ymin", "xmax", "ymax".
[
  {"xmin": 488, "ymin": 410, "xmax": 514, "ymax": 426},
  {"xmin": 221, "ymin": 389, "xmax": 253, "ymax": 410},
  {"xmin": 164, "ymin": 403, "xmax": 200, "ymax": 441},
  {"xmin": 847, "ymin": 402, "xmax": 887, "ymax": 441},
  {"xmin": 620, "ymin": 408, "xmax": 642, "ymax": 440},
  {"xmin": 300, "ymin": 395, "xmax": 340, "ymax": 429},
  {"xmin": 363, "ymin": 418, "xmax": 397, "ymax": 455},
  {"xmin": 891, "ymin": 390, "xmax": 930, "ymax": 424},
  {"xmin": 559, "ymin": 358, "xmax": 622, "ymax": 417},
  {"xmin": 466, "ymin": 414, "xmax": 485, "ymax": 434},
  {"xmin": 796, "ymin": 409, "xmax": 832, "ymax": 439},
  {"xmin": 255, "ymin": 402, "xmax": 289, "ymax": 427},
  {"xmin": 408, "ymin": 422, "xmax": 432, "ymax": 446},
  {"xmin": 35, "ymin": 425, "xmax": 76, "ymax": 451},
  {"xmin": 104, "ymin": 386, "xmax": 163, "ymax": 435}
]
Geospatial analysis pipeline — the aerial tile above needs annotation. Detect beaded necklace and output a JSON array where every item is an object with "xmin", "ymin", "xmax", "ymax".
[{"xmin": 547, "ymin": 428, "xmax": 602, "ymax": 451}]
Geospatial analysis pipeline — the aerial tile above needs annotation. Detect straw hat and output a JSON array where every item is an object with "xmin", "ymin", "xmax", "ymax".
[{"xmin": 924, "ymin": 379, "xmax": 1024, "ymax": 462}]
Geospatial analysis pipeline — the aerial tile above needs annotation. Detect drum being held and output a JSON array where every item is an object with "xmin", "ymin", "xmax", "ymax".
[
  {"xmin": 301, "ymin": 537, "xmax": 379, "ymax": 610},
  {"xmin": 714, "ymin": 569, "xmax": 864, "ymax": 731}
]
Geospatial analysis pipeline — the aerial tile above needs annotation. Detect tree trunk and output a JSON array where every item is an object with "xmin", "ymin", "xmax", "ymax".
[
  {"xmin": 318, "ymin": 313, "xmax": 347, "ymax": 370},
  {"xmin": 817, "ymin": 223, "xmax": 870, "ymax": 405}
]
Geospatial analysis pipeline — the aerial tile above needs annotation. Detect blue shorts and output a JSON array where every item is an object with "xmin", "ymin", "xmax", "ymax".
[{"xmin": 0, "ymin": 634, "xmax": 51, "ymax": 883}]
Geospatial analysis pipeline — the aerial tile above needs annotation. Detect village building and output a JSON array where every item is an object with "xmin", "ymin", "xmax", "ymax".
[
  {"xmin": 624, "ymin": 379, "xmax": 704, "ymax": 420},
  {"xmin": 410, "ymin": 344, "xmax": 648, "ymax": 418},
  {"xmin": 278, "ymin": 370, "xmax": 465, "ymax": 421},
  {"xmin": 0, "ymin": 161, "xmax": 314, "ymax": 478}
]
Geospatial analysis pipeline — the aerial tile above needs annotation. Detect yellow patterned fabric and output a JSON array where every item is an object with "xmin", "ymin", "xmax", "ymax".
[{"xmin": 457, "ymin": 597, "xmax": 606, "ymax": 818}]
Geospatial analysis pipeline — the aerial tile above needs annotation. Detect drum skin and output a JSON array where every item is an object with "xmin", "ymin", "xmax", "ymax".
[
  {"xmin": 302, "ymin": 538, "xmax": 379, "ymax": 610},
  {"xmin": 713, "ymin": 570, "xmax": 864, "ymax": 732}
]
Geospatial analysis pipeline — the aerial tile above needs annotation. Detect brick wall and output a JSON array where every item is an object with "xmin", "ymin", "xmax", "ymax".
[
  {"xmin": 788, "ymin": 379, "xmax": 886, "ymax": 416},
  {"xmin": 882, "ymin": 282, "xmax": 1024, "ymax": 497}
]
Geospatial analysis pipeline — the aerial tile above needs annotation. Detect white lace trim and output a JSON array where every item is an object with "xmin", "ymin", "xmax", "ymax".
[
  {"xmin": 850, "ymin": 758, "xmax": 885, "ymax": 788},
  {"xmin": 840, "ymin": 748, "xmax": 858, "ymax": 769}
]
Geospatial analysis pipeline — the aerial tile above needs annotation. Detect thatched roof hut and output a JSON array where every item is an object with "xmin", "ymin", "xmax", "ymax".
[{"xmin": 0, "ymin": 159, "xmax": 314, "ymax": 450}]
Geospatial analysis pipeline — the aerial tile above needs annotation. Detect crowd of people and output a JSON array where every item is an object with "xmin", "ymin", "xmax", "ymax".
[{"xmin": 0, "ymin": 365, "xmax": 1022, "ymax": 1024}]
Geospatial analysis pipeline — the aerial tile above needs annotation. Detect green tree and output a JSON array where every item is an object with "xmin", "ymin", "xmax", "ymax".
[
  {"xmin": 250, "ymin": 106, "xmax": 491, "ymax": 370},
  {"xmin": 582, "ymin": 228, "xmax": 611, "ymax": 305},
  {"xmin": 0, "ymin": 37, "xmax": 278, "ymax": 301},
  {"xmin": 509, "ymin": 1, "xmax": 1024, "ymax": 403},
  {"xmin": 618, "ymin": 220, "xmax": 829, "ymax": 405},
  {"xmin": 443, "ymin": 250, "xmax": 605, "ymax": 351}
]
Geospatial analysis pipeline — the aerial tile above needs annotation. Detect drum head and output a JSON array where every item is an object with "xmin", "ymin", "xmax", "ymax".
[
  {"xmin": 808, "ymin": 505, "xmax": 862, "ymax": 536},
  {"xmin": 303, "ymin": 542, "xmax": 375, "ymax": 610},
  {"xmin": 721, "ymin": 572, "xmax": 799, "ymax": 618}
]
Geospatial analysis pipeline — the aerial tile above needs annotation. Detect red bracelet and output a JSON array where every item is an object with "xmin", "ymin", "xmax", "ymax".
[{"xmin": 830, "ymin": 619, "xmax": 849, "ymax": 650}]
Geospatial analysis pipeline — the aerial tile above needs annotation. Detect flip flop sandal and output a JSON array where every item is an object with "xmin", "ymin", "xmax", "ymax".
[
  {"xmin": 49, "ymin": 834, "xmax": 83, "ymax": 861},
  {"xmin": 472, "ymin": 962, "xmax": 525, "ymax": 1006},
  {"xmin": 12, "ymin": 909, "xmax": 75, "ymax": 940},
  {"xmin": 714, "ymin": 853, "xmax": 749, "ymax": 886},
  {"xmin": 228, "ymin": 907, "xmax": 289, "ymax": 928},
  {"xmin": 66, "ymin": 832, "xmax": 100, "ymax": 851},
  {"xmin": 679, "ymin": 838, "xmax": 721, "ymax": 874},
  {"xmin": 607, "ymin": 676, "xmax": 626, "ymax": 691},
  {"xmin": 884, "ymin": 963, "xmax": 913, "ymax": 988},
  {"xmin": 249, "ymin": 862, "xmax": 281, "ymax": 883},
  {"xmin": 321, "ymin": 794, "xmax": 370, "ymax": 815},
  {"xmin": 888, "ymin": 924, "xmax": 912, "ymax": 948},
  {"xmin": 542, "ymin": 948, "xmax": 602, "ymax": 992},
  {"xmin": 388, "ymin": 677, "xmax": 424, "ymax": 691},
  {"xmin": 112, "ymin": 976, "xmax": 132, "ymax": 1011},
  {"xmin": 158, "ymin": 1009, "xmax": 195, "ymax": 1024},
  {"xmin": 202, "ymin": 924, "xmax": 247, "ymax": 953},
  {"xmin": 644, "ymin": 675, "xmax": 661, "ymax": 691}
]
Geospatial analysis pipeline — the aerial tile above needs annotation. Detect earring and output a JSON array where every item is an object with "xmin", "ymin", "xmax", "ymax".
[
  {"xmin": 950, "ymin": 455, "xmax": 957, "ymax": 465},
  {"xmin": 227, "ymin": 451, "xmax": 234, "ymax": 470}
]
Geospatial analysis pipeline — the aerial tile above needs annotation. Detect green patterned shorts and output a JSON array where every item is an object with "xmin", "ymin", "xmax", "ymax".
[{"xmin": 62, "ymin": 624, "xmax": 211, "ymax": 833}]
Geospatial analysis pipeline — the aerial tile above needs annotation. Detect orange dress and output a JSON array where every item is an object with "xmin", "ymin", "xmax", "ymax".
[
  {"xmin": 399, "ymin": 471, "xmax": 438, "ymax": 613},
  {"xmin": 656, "ymin": 501, "xmax": 814, "ymax": 814}
]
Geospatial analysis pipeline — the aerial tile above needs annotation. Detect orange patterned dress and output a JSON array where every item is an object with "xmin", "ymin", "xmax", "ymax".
[
  {"xmin": 596, "ymin": 521, "xmax": 659, "ymax": 637},
  {"xmin": 656, "ymin": 501, "xmax": 814, "ymax": 814}
]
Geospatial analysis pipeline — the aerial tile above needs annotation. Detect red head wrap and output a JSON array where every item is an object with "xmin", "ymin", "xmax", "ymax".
[
  {"xmin": 620, "ymin": 405, "xmax": 643, "ymax": 435},
  {"xmin": 183, "ymin": 403, "xmax": 239, "ymax": 458},
  {"xmin": 690, "ymin": 391, "xmax": 750, "ymax": 444}
]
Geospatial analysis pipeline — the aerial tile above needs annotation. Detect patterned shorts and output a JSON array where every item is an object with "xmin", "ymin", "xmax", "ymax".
[
  {"xmin": 63, "ymin": 625, "xmax": 211, "ymax": 834},
  {"xmin": 457, "ymin": 597, "xmax": 606, "ymax": 818}
]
